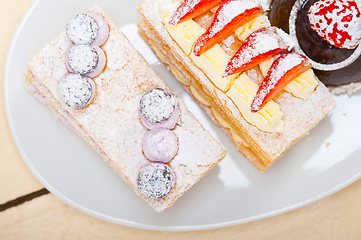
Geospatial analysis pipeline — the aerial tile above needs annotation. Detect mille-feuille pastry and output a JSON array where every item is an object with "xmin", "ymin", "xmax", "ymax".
[
  {"xmin": 137, "ymin": 0, "xmax": 337, "ymax": 172},
  {"xmin": 24, "ymin": 4, "xmax": 226, "ymax": 212},
  {"xmin": 268, "ymin": 0, "xmax": 361, "ymax": 95}
]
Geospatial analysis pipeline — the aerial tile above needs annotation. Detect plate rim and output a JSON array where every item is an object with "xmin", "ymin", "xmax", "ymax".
[{"xmin": 4, "ymin": 0, "xmax": 361, "ymax": 231}]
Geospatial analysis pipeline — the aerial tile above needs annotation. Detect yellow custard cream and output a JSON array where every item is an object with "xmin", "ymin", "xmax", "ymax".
[
  {"xmin": 211, "ymin": 108, "xmax": 250, "ymax": 147},
  {"xmin": 160, "ymin": 3, "xmax": 285, "ymax": 133},
  {"xmin": 159, "ymin": 2, "xmax": 317, "ymax": 133},
  {"xmin": 227, "ymin": 73, "xmax": 284, "ymax": 133},
  {"xmin": 235, "ymin": 15, "xmax": 270, "ymax": 41},
  {"xmin": 190, "ymin": 85, "xmax": 250, "ymax": 146},
  {"xmin": 190, "ymin": 85, "xmax": 211, "ymax": 106},
  {"xmin": 160, "ymin": 3, "xmax": 237, "ymax": 92}
]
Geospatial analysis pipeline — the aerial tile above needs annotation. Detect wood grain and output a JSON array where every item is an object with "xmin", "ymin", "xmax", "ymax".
[
  {"xmin": 0, "ymin": 0, "xmax": 44, "ymax": 205},
  {"xmin": 1, "ymin": 0, "xmax": 361, "ymax": 239},
  {"xmin": 1, "ymin": 182, "xmax": 361, "ymax": 239}
]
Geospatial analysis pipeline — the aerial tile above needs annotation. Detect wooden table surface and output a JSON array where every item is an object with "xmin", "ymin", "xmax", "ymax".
[{"xmin": 1, "ymin": 0, "xmax": 361, "ymax": 239}]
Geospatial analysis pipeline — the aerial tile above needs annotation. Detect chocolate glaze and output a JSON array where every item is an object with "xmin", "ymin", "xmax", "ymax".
[{"xmin": 269, "ymin": 0, "xmax": 361, "ymax": 87}]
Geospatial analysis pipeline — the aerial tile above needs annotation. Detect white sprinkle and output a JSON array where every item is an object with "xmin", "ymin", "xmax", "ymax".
[
  {"xmin": 210, "ymin": 0, "xmax": 260, "ymax": 35},
  {"xmin": 137, "ymin": 163, "xmax": 175, "ymax": 199},
  {"xmin": 143, "ymin": 128, "xmax": 179, "ymax": 162},
  {"xmin": 58, "ymin": 73, "xmax": 93, "ymax": 108},
  {"xmin": 169, "ymin": 0, "xmax": 201, "ymax": 24},
  {"xmin": 66, "ymin": 14, "xmax": 98, "ymax": 45},
  {"xmin": 139, "ymin": 88, "xmax": 176, "ymax": 123},
  {"xmin": 67, "ymin": 45, "xmax": 99, "ymax": 75}
]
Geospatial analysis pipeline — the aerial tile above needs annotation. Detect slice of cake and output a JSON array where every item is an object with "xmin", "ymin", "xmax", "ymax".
[
  {"xmin": 137, "ymin": 0, "xmax": 337, "ymax": 172},
  {"xmin": 24, "ymin": 4, "xmax": 226, "ymax": 212}
]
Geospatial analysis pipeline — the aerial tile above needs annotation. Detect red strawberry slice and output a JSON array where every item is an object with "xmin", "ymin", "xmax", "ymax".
[
  {"xmin": 250, "ymin": 52, "xmax": 312, "ymax": 113},
  {"xmin": 224, "ymin": 27, "xmax": 290, "ymax": 77},
  {"xmin": 308, "ymin": 0, "xmax": 361, "ymax": 49},
  {"xmin": 193, "ymin": 0, "xmax": 263, "ymax": 56},
  {"xmin": 169, "ymin": 0, "xmax": 223, "ymax": 25}
]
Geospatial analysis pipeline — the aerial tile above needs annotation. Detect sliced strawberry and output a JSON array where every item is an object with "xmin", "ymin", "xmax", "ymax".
[
  {"xmin": 169, "ymin": 0, "xmax": 223, "ymax": 25},
  {"xmin": 224, "ymin": 27, "xmax": 289, "ymax": 77},
  {"xmin": 250, "ymin": 52, "xmax": 312, "ymax": 113},
  {"xmin": 193, "ymin": 0, "xmax": 263, "ymax": 56}
]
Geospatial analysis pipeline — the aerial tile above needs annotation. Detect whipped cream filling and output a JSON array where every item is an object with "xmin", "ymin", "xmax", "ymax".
[
  {"xmin": 190, "ymin": 85, "xmax": 250, "ymax": 146},
  {"xmin": 26, "ymin": 75, "xmax": 108, "ymax": 161}
]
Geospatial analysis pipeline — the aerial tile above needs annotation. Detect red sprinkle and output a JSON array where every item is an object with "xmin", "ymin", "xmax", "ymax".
[{"xmin": 308, "ymin": 0, "xmax": 361, "ymax": 49}]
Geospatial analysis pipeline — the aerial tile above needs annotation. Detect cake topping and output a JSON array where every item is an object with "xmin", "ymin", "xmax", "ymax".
[
  {"xmin": 137, "ymin": 163, "xmax": 175, "ymax": 199},
  {"xmin": 275, "ymin": 27, "xmax": 296, "ymax": 50},
  {"xmin": 227, "ymin": 73, "xmax": 284, "ymax": 133},
  {"xmin": 58, "ymin": 73, "xmax": 95, "ymax": 109},
  {"xmin": 138, "ymin": 89, "xmax": 180, "ymax": 198},
  {"xmin": 289, "ymin": 0, "xmax": 361, "ymax": 71},
  {"xmin": 269, "ymin": 0, "xmax": 361, "ymax": 86},
  {"xmin": 169, "ymin": 0, "xmax": 223, "ymax": 25},
  {"xmin": 66, "ymin": 14, "xmax": 98, "ymax": 45},
  {"xmin": 139, "ymin": 88, "xmax": 176, "ymax": 124},
  {"xmin": 193, "ymin": 0, "xmax": 263, "ymax": 56},
  {"xmin": 308, "ymin": 0, "xmax": 361, "ymax": 49},
  {"xmin": 142, "ymin": 128, "xmax": 179, "ymax": 163},
  {"xmin": 67, "ymin": 45, "xmax": 100, "ymax": 76},
  {"xmin": 140, "ymin": 105, "xmax": 181, "ymax": 130},
  {"xmin": 85, "ymin": 12, "xmax": 110, "ymax": 46},
  {"xmin": 60, "ymin": 12, "xmax": 108, "ymax": 110},
  {"xmin": 66, "ymin": 45, "xmax": 106, "ymax": 78},
  {"xmin": 224, "ymin": 27, "xmax": 290, "ymax": 77},
  {"xmin": 251, "ymin": 52, "xmax": 312, "ymax": 112},
  {"xmin": 234, "ymin": 15, "xmax": 271, "ymax": 41}
]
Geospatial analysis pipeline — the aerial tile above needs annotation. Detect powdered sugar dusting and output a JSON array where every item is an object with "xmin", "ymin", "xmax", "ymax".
[
  {"xmin": 139, "ymin": 88, "xmax": 176, "ymax": 123},
  {"xmin": 332, "ymin": 81, "xmax": 361, "ymax": 95},
  {"xmin": 251, "ymin": 53, "xmax": 304, "ymax": 111},
  {"xmin": 67, "ymin": 45, "xmax": 99, "ymax": 75},
  {"xmin": 137, "ymin": 163, "xmax": 175, "ymax": 199},
  {"xmin": 138, "ymin": 0, "xmax": 336, "ymax": 167},
  {"xmin": 142, "ymin": 128, "xmax": 179, "ymax": 162},
  {"xmin": 66, "ymin": 14, "xmax": 98, "ymax": 45},
  {"xmin": 169, "ymin": 0, "xmax": 201, "ymax": 25},
  {"xmin": 58, "ymin": 73, "xmax": 93, "ymax": 108},
  {"xmin": 226, "ymin": 27, "xmax": 288, "ymax": 75},
  {"xmin": 26, "ymin": 4, "xmax": 226, "ymax": 212},
  {"xmin": 211, "ymin": 0, "xmax": 259, "ymax": 35},
  {"xmin": 193, "ymin": 0, "xmax": 261, "ymax": 55},
  {"xmin": 269, "ymin": 53, "xmax": 303, "ymax": 85}
]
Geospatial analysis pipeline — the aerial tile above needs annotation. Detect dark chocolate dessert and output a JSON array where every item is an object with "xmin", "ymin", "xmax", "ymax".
[{"xmin": 268, "ymin": 0, "xmax": 361, "ymax": 88}]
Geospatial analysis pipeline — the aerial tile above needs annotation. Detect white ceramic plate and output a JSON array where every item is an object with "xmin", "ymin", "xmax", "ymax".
[{"xmin": 4, "ymin": 0, "xmax": 361, "ymax": 231}]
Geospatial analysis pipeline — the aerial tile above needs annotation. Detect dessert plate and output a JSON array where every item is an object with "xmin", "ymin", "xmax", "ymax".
[{"xmin": 4, "ymin": 0, "xmax": 361, "ymax": 231}]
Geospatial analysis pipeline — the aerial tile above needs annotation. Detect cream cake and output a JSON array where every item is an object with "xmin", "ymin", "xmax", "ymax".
[
  {"xmin": 24, "ymin": 4, "xmax": 226, "ymax": 212},
  {"xmin": 137, "ymin": 0, "xmax": 337, "ymax": 172}
]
